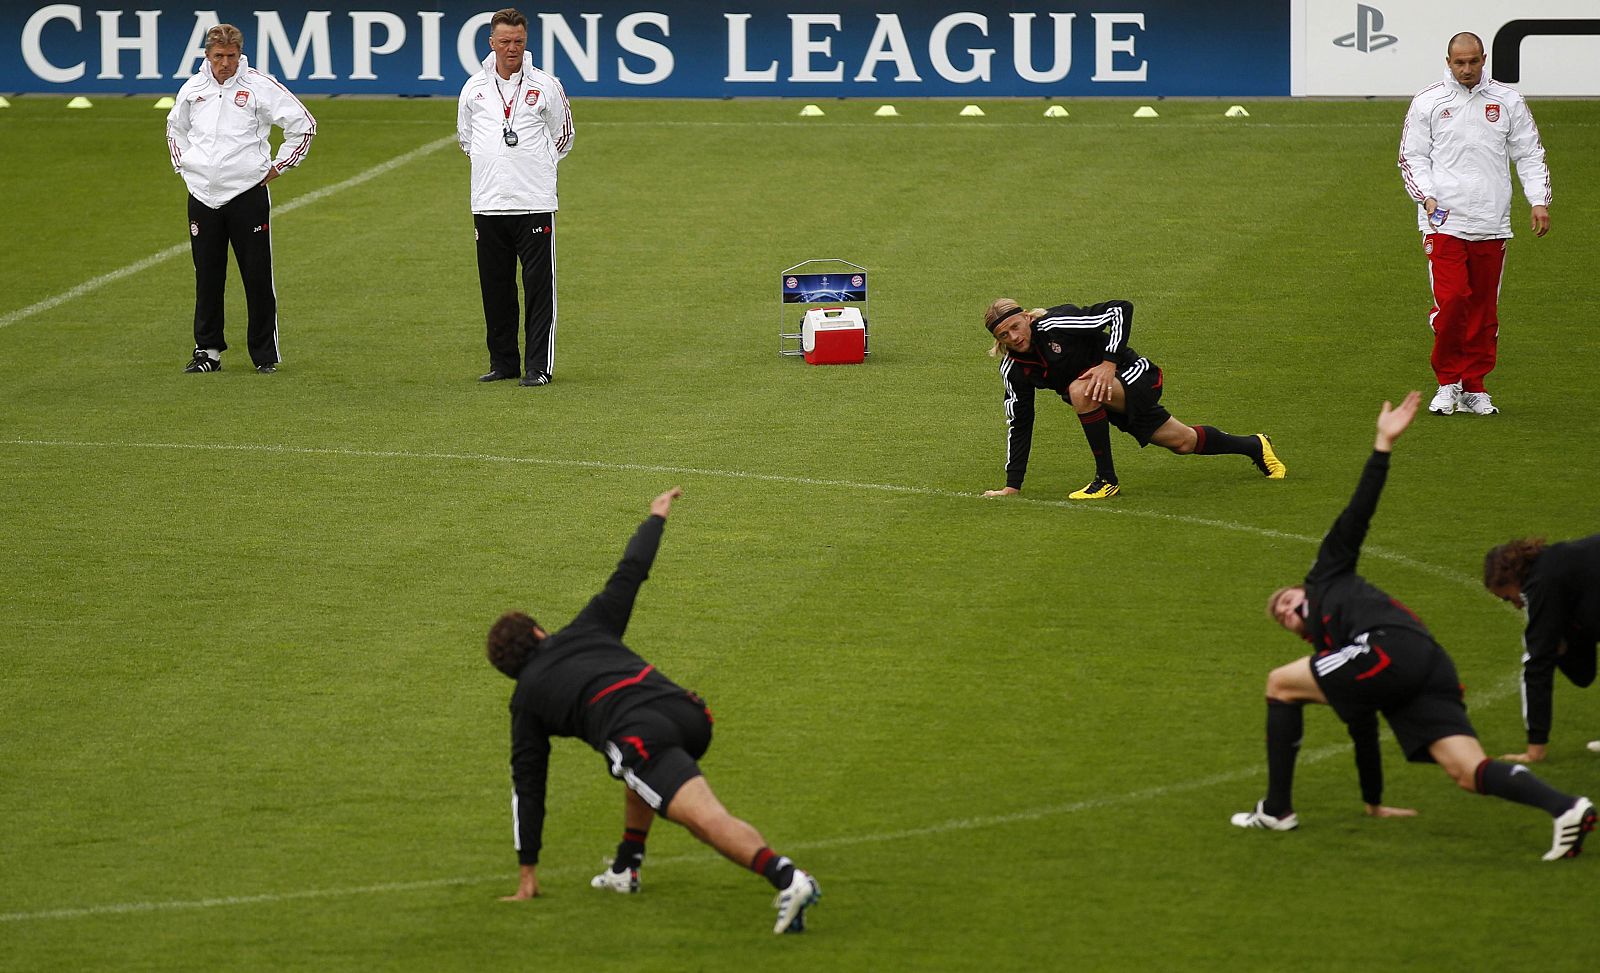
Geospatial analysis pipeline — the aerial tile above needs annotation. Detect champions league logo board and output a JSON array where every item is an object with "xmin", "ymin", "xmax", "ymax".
[{"xmin": 782, "ymin": 273, "xmax": 866, "ymax": 304}]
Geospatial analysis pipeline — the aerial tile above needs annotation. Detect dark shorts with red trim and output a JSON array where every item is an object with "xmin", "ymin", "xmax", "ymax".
[
  {"xmin": 601, "ymin": 691, "xmax": 714, "ymax": 815},
  {"xmin": 1310, "ymin": 627, "xmax": 1476, "ymax": 762},
  {"xmin": 1105, "ymin": 358, "xmax": 1170, "ymax": 447}
]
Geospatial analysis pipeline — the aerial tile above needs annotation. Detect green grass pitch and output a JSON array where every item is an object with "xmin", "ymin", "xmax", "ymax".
[{"xmin": 2, "ymin": 95, "xmax": 1598, "ymax": 971}]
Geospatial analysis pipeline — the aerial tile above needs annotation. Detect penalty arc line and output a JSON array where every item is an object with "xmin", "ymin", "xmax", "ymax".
[
  {"xmin": 0, "ymin": 136, "xmax": 458, "ymax": 332},
  {"xmin": 0, "ymin": 436, "xmax": 1476, "ymax": 589},
  {"xmin": 0, "ymin": 436, "xmax": 1523, "ymax": 923}
]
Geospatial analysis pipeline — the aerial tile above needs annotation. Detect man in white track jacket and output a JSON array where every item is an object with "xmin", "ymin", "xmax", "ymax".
[
  {"xmin": 1398, "ymin": 31, "xmax": 1550, "ymax": 418},
  {"xmin": 457, "ymin": 7, "xmax": 574, "ymax": 387},
  {"xmin": 166, "ymin": 23, "xmax": 316, "ymax": 375}
]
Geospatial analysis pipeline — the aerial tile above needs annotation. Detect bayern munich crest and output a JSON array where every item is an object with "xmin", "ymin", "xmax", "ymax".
[
  {"xmin": 851, "ymin": 275, "xmax": 863, "ymax": 287},
  {"xmin": 234, "ymin": 91, "xmax": 249, "ymax": 107},
  {"xmin": 786, "ymin": 277, "xmax": 798, "ymax": 288},
  {"xmin": 525, "ymin": 90, "xmax": 539, "ymax": 106},
  {"xmin": 1485, "ymin": 103, "xmax": 1500, "ymax": 123},
  {"xmin": 189, "ymin": 221, "xmax": 199, "ymax": 237}
]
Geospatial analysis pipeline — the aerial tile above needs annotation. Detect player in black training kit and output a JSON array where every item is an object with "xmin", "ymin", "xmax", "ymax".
[
  {"xmin": 486, "ymin": 488, "xmax": 821, "ymax": 933},
  {"xmin": 1231, "ymin": 392, "xmax": 1595, "ymax": 860},
  {"xmin": 1483, "ymin": 532, "xmax": 1600, "ymax": 763},
  {"xmin": 980, "ymin": 297, "xmax": 1285, "ymax": 501}
]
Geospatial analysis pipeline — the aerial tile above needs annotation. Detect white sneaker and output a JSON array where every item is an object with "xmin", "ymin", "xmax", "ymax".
[
  {"xmin": 1543, "ymin": 797, "xmax": 1597, "ymax": 861},
  {"xmin": 1230, "ymin": 799, "xmax": 1299, "ymax": 831},
  {"xmin": 590, "ymin": 862, "xmax": 640, "ymax": 893},
  {"xmin": 1428, "ymin": 383, "xmax": 1462, "ymax": 415},
  {"xmin": 771, "ymin": 868, "xmax": 821, "ymax": 934},
  {"xmin": 1586, "ymin": 740, "xmax": 1600, "ymax": 753},
  {"xmin": 1458, "ymin": 390, "xmax": 1499, "ymax": 415}
]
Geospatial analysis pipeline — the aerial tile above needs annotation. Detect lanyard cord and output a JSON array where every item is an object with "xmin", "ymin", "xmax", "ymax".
[{"xmin": 494, "ymin": 72, "xmax": 522, "ymax": 128}]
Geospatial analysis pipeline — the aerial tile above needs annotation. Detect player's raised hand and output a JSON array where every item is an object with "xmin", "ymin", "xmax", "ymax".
[
  {"xmin": 651, "ymin": 487, "xmax": 684, "ymax": 518},
  {"xmin": 1375, "ymin": 391, "xmax": 1422, "ymax": 452}
]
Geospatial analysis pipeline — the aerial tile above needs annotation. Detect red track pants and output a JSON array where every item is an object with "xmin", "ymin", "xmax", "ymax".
[{"xmin": 1425, "ymin": 233, "xmax": 1507, "ymax": 393}]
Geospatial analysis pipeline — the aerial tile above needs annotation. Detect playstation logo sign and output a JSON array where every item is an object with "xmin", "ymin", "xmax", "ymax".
[{"xmin": 1334, "ymin": 4, "xmax": 1397, "ymax": 53}]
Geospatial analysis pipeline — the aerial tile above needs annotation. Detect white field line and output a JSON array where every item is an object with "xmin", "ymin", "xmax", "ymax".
[
  {"xmin": 0, "ymin": 136, "xmax": 458, "ymax": 332},
  {"xmin": 0, "ymin": 436, "xmax": 1475, "ymax": 589},
  {"xmin": 0, "ymin": 435, "xmax": 1520, "ymax": 924},
  {"xmin": 0, "ymin": 691, "xmax": 1521, "ymax": 926}
]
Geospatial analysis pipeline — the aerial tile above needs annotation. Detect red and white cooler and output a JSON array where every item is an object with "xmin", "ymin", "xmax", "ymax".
[{"xmin": 801, "ymin": 307, "xmax": 866, "ymax": 365}]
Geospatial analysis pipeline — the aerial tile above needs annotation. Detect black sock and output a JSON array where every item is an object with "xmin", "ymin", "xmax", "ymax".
[
  {"xmin": 612, "ymin": 827, "xmax": 648, "ymax": 872},
  {"xmin": 1263, "ymin": 699, "xmax": 1304, "ymax": 818},
  {"xmin": 1192, "ymin": 425, "xmax": 1261, "ymax": 461},
  {"xmin": 1474, "ymin": 759, "xmax": 1575, "ymax": 816},
  {"xmin": 751, "ymin": 847, "xmax": 796, "ymax": 890},
  {"xmin": 1078, "ymin": 408, "xmax": 1117, "ymax": 482}
]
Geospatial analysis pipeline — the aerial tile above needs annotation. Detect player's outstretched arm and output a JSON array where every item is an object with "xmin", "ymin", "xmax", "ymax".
[
  {"xmin": 982, "ymin": 487, "xmax": 1019, "ymax": 497},
  {"xmin": 1374, "ymin": 391, "xmax": 1421, "ymax": 452},
  {"xmin": 1364, "ymin": 803, "xmax": 1418, "ymax": 818},
  {"xmin": 650, "ymin": 486, "xmax": 683, "ymax": 519}
]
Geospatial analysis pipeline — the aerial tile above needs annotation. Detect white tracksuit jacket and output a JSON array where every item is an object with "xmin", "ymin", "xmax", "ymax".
[
  {"xmin": 166, "ymin": 55, "xmax": 316, "ymax": 210},
  {"xmin": 457, "ymin": 54, "xmax": 573, "ymax": 215},
  {"xmin": 1398, "ymin": 72, "xmax": 1549, "ymax": 241}
]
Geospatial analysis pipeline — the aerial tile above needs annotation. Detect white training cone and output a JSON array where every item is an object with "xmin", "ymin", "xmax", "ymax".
[
  {"xmin": 1043, "ymin": 105, "xmax": 1069, "ymax": 118},
  {"xmin": 1132, "ymin": 105, "xmax": 1159, "ymax": 118},
  {"xmin": 1225, "ymin": 105, "xmax": 1250, "ymax": 118},
  {"xmin": 874, "ymin": 105, "xmax": 899, "ymax": 117},
  {"xmin": 958, "ymin": 104, "xmax": 985, "ymax": 117},
  {"xmin": 798, "ymin": 104, "xmax": 825, "ymax": 117},
  {"xmin": 154, "ymin": 96, "xmax": 176, "ymax": 110},
  {"xmin": 67, "ymin": 96, "xmax": 93, "ymax": 109},
  {"xmin": 0, "ymin": 96, "xmax": 11, "ymax": 109}
]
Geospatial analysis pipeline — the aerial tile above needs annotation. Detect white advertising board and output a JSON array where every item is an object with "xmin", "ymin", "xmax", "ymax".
[{"xmin": 1294, "ymin": 0, "xmax": 1600, "ymax": 96}]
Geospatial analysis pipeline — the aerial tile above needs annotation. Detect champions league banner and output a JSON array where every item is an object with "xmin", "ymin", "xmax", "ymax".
[{"xmin": 0, "ymin": 1, "xmax": 1290, "ymax": 97}]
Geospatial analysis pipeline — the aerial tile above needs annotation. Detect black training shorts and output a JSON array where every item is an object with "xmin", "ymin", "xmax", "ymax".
[
  {"xmin": 1105, "ymin": 358, "xmax": 1171, "ymax": 447},
  {"xmin": 601, "ymin": 691, "xmax": 714, "ymax": 816},
  {"xmin": 1311, "ymin": 627, "xmax": 1476, "ymax": 762}
]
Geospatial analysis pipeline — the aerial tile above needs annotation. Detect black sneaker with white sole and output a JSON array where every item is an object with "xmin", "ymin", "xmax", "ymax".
[{"xmin": 184, "ymin": 352, "xmax": 221, "ymax": 373}]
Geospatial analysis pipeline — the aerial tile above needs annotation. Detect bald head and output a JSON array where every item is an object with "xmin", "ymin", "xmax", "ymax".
[
  {"xmin": 1445, "ymin": 32, "xmax": 1485, "ymax": 87},
  {"xmin": 1447, "ymin": 32, "xmax": 1484, "ymax": 57}
]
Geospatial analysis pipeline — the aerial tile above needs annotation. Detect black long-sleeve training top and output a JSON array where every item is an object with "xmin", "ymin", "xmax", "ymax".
[
  {"xmin": 1302, "ymin": 451, "xmax": 1434, "ymax": 652},
  {"xmin": 507, "ymin": 515, "xmax": 689, "ymax": 865},
  {"xmin": 999, "ymin": 300, "xmax": 1142, "ymax": 489},
  {"xmin": 1518, "ymin": 533, "xmax": 1600, "ymax": 745}
]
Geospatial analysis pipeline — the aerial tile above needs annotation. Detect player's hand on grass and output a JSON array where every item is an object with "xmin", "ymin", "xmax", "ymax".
[
  {"xmin": 650, "ymin": 487, "xmax": 683, "ymax": 519},
  {"xmin": 1364, "ymin": 804, "xmax": 1418, "ymax": 818},
  {"xmin": 1374, "ymin": 391, "xmax": 1421, "ymax": 452},
  {"xmin": 500, "ymin": 865, "xmax": 541, "ymax": 901},
  {"xmin": 1500, "ymin": 744, "xmax": 1547, "ymax": 764},
  {"xmin": 982, "ymin": 487, "xmax": 1019, "ymax": 498}
]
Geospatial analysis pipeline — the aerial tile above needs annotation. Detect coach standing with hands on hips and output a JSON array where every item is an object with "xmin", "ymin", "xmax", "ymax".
[
  {"xmin": 458, "ymin": 8, "xmax": 574, "ymax": 387},
  {"xmin": 1399, "ymin": 31, "xmax": 1550, "ymax": 418},
  {"xmin": 167, "ymin": 23, "xmax": 316, "ymax": 375}
]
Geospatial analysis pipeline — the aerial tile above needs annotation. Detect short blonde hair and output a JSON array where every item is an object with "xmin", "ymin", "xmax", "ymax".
[
  {"xmin": 205, "ymin": 24, "xmax": 244, "ymax": 52},
  {"xmin": 1266, "ymin": 585, "xmax": 1302, "ymax": 621}
]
